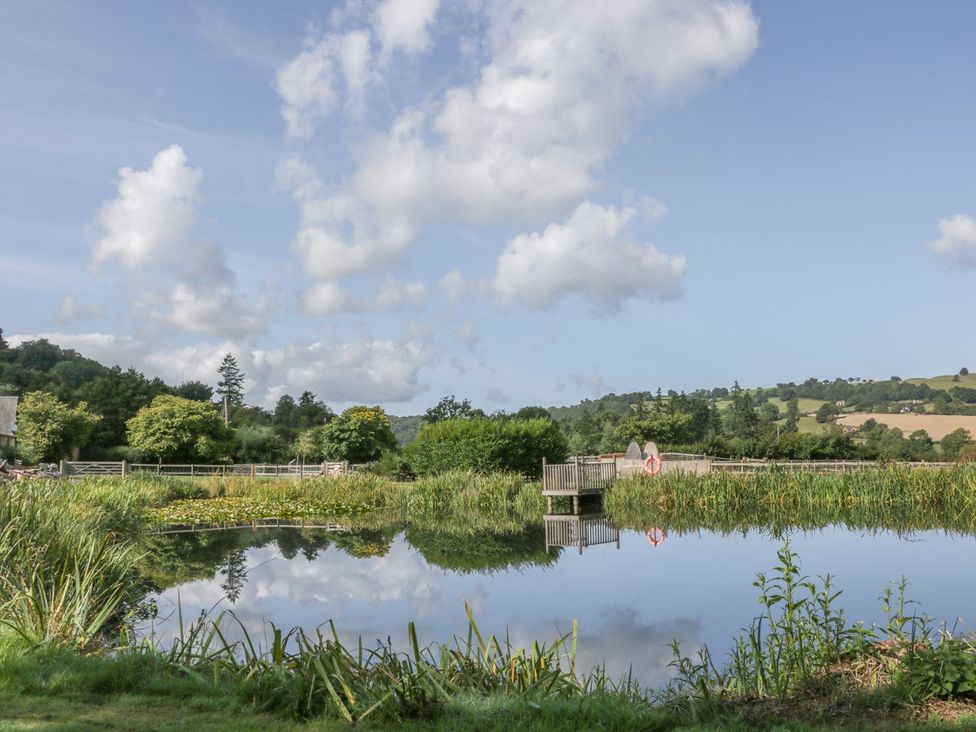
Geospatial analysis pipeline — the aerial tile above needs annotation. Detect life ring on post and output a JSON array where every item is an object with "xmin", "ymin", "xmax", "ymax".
[
  {"xmin": 643, "ymin": 454, "xmax": 662, "ymax": 475},
  {"xmin": 647, "ymin": 527, "xmax": 667, "ymax": 547}
]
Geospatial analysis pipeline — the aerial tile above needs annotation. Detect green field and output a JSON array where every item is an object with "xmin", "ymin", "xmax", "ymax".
[{"xmin": 905, "ymin": 373, "xmax": 976, "ymax": 390}]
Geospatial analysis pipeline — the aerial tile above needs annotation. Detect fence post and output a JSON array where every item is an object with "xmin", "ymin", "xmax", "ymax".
[
  {"xmin": 190, "ymin": 464, "xmax": 195, "ymax": 477},
  {"xmin": 251, "ymin": 463, "xmax": 256, "ymax": 478},
  {"xmin": 59, "ymin": 459, "xmax": 66, "ymax": 479},
  {"xmin": 121, "ymin": 459, "xmax": 127, "ymax": 478}
]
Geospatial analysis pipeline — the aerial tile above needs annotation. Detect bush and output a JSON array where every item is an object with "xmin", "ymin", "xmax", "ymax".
[{"xmin": 405, "ymin": 418, "xmax": 567, "ymax": 477}]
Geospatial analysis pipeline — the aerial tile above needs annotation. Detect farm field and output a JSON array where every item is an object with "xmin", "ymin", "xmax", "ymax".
[
  {"xmin": 835, "ymin": 413, "xmax": 976, "ymax": 441},
  {"xmin": 905, "ymin": 373, "xmax": 976, "ymax": 390}
]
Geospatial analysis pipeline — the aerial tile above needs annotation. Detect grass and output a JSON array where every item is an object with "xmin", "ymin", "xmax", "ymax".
[{"xmin": 906, "ymin": 374, "xmax": 976, "ymax": 391}]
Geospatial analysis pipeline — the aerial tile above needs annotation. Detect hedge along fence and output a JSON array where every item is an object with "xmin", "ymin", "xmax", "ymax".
[{"xmin": 404, "ymin": 418, "xmax": 568, "ymax": 478}]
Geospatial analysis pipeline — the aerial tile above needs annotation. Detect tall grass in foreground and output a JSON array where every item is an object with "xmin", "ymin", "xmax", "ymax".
[
  {"xmin": 0, "ymin": 484, "xmax": 142, "ymax": 648},
  {"xmin": 605, "ymin": 465, "xmax": 976, "ymax": 535},
  {"xmin": 138, "ymin": 603, "xmax": 631, "ymax": 723}
]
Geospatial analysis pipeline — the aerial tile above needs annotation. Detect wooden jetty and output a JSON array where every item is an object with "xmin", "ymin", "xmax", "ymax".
[
  {"xmin": 541, "ymin": 457, "xmax": 616, "ymax": 512},
  {"xmin": 544, "ymin": 512, "xmax": 620, "ymax": 554}
]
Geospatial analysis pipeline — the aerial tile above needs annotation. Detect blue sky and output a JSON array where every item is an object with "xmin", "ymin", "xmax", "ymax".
[{"xmin": 2, "ymin": 1, "xmax": 975, "ymax": 414}]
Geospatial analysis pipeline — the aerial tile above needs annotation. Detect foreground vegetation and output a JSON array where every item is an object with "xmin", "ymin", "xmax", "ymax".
[
  {"xmin": 3, "ymin": 469, "xmax": 976, "ymax": 728},
  {"xmin": 2, "ymin": 473, "xmax": 976, "ymax": 729}
]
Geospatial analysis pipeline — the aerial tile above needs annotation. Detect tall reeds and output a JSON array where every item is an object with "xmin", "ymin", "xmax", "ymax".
[
  {"xmin": 605, "ymin": 465, "xmax": 976, "ymax": 535},
  {"xmin": 0, "ymin": 483, "xmax": 141, "ymax": 648},
  {"xmin": 140, "ymin": 603, "xmax": 629, "ymax": 723}
]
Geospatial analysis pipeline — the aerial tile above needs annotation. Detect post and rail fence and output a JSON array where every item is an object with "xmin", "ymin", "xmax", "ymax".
[{"xmin": 58, "ymin": 460, "xmax": 352, "ymax": 479}]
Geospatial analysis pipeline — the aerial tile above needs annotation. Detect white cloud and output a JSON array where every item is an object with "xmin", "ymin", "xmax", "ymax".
[
  {"xmin": 90, "ymin": 148, "xmax": 269, "ymax": 338},
  {"xmin": 492, "ymin": 201, "xmax": 686, "ymax": 312},
  {"xmin": 277, "ymin": 0, "xmax": 758, "ymax": 282},
  {"xmin": 930, "ymin": 214, "xmax": 976, "ymax": 268},
  {"xmin": 485, "ymin": 386, "xmax": 508, "ymax": 404},
  {"xmin": 92, "ymin": 145, "xmax": 202, "ymax": 268},
  {"xmin": 374, "ymin": 0, "xmax": 440, "ymax": 58},
  {"xmin": 302, "ymin": 277, "xmax": 427, "ymax": 316},
  {"xmin": 10, "ymin": 331, "xmax": 431, "ymax": 407}
]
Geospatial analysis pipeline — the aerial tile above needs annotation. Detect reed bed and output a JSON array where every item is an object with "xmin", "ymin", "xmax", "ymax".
[
  {"xmin": 0, "ymin": 483, "xmax": 142, "ymax": 648},
  {"xmin": 606, "ymin": 465, "xmax": 976, "ymax": 535}
]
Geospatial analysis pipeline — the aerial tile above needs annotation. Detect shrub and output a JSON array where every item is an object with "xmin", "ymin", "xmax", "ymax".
[{"xmin": 405, "ymin": 418, "xmax": 567, "ymax": 477}]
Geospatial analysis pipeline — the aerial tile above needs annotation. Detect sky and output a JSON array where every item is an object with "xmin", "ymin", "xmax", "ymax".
[{"xmin": 2, "ymin": 0, "xmax": 975, "ymax": 414}]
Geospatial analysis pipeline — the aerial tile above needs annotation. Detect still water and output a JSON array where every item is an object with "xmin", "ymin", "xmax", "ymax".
[{"xmin": 140, "ymin": 518, "xmax": 976, "ymax": 687}]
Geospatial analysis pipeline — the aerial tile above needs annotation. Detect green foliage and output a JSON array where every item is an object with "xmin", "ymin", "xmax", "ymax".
[
  {"xmin": 76, "ymin": 366, "xmax": 172, "ymax": 448},
  {"xmin": 16, "ymin": 390, "xmax": 101, "ymax": 462},
  {"xmin": 406, "ymin": 418, "xmax": 567, "ymax": 477},
  {"xmin": 173, "ymin": 380, "xmax": 213, "ymax": 401},
  {"xmin": 215, "ymin": 353, "xmax": 245, "ymax": 408},
  {"xmin": 233, "ymin": 425, "xmax": 289, "ymax": 463},
  {"xmin": 941, "ymin": 428, "xmax": 973, "ymax": 461},
  {"xmin": 322, "ymin": 406, "xmax": 397, "ymax": 462},
  {"xmin": 126, "ymin": 395, "xmax": 233, "ymax": 462},
  {"xmin": 616, "ymin": 412, "xmax": 693, "ymax": 445},
  {"xmin": 901, "ymin": 637, "xmax": 976, "ymax": 701},
  {"xmin": 815, "ymin": 401, "xmax": 840, "ymax": 423},
  {"xmin": 0, "ymin": 483, "xmax": 141, "ymax": 648},
  {"xmin": 423, "ymin": 395, "xmax": 485, "ymax": 424}
]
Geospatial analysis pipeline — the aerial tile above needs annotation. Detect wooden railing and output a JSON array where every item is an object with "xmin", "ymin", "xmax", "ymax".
[
  {"xmin": 542, "ymin": 457, "xmax": 616, "ymax": 495},
  {"xmin": 544, "ymin": 514, "xmax": 620, "ymax": 553},
  {"xmin": 712, "ymin": 460, "xmax": 955, "ymax": 474},
  {"xmin": 61, "ymin": 461, "xmax": 351, "ymax": 478}
]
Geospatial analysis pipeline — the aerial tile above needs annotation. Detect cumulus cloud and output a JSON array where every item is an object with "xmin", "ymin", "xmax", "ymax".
[
  {"xmin": 277, "ymin": 0, "xmax": 758, "ymax": 283},
  {"xmin": 570, "ymin": 372, "xmax": 612, "ymax": 397},
  {"xmin": 276, "ymin": 0, "xmax": 440, "ymax": 139},
  {"xmin": 374, "ymin": 0, "xmax": 441, "ymax": 58},
  {"xmin": 90, "ymin": 147, "xmax": 269, "ymax": 337},
  {"xmin": 930, "ymin": 214, "xmax": 976, "ymax": 268},
  {"xmin": 92, "ymin": 145, "xmax": 202, "ymax": 269},
  {"xmin": 492, "ymin": 201, "xmax": 686, "ymax": 312}
]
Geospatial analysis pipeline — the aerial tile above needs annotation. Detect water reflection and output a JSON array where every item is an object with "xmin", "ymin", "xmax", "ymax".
[{"xmin": 137, "ymin": 522, "xmax": 976, "ymax": 689}]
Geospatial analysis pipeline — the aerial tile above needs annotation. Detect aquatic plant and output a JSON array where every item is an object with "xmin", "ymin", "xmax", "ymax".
[{"xmin": 0, "ymin": 483, "xmax": 141, "ymax": 648}]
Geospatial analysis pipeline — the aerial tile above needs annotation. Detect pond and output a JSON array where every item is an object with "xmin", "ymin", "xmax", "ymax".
[{"xmin": 137, "ymin": 514, "xmax": 976, "ymax": 688}]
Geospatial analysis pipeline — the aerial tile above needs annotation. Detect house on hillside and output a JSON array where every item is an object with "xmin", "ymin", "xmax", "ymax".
[{"xmin": 0, "ymin": 396, "xmax": 17, "ymax": 454}]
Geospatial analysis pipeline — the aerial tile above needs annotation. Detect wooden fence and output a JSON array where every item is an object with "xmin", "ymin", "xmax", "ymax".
[
  {"xmin": 541, "ymin": 457, "xmax": 617, "ymax": 496},
  {"xmin": 711, "ymin": 459, "xmax": 955, "ymax": 474},
  {"xmin": 60, "ymin": 460, "xmax": 351, "ymax": 478}
]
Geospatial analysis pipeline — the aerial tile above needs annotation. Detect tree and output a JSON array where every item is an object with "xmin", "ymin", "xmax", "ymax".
[
  {"xmin": 815, "ymin": 402, "xmax": 840, "ymax": 424},
  {"xmin": 126, "ymin": 395, "xmax": 233, "ymax": 462},
  {"xmin": 296, "ymin": 391, "xmax": 332, "ymax": 428},
  {"xmin": 725, "ymin": 382, "xmax": 759, "ymax": 440},
  {"xmin": 941, "ymin": 428, "xmax": 972, "ymax": 461},
  {"xmin": 273, "ymin": 395, "xmax": 298, "ymax": 427},
  {"xmin": 216, "ymin": 354, "xmax": 245, "ymax": 424},
  {"xmin": 16, "ymin": 390, "xmax": 101, "ymax": 463},
  {"xmin": 174, "ymin": 380, "xmax": 214, "ymax": 402},
  {"xmin": 320, "ymin": 406, "xmax": 397, "ymax": 463},
  {"xmin": 514, "ymin": 406, "xmax": 553, "ymax": 421},
  {"xmin": 961, "ymin": 368, "xmax": 970, "ymax": 376},
  {"xmin": 423, "ymin": 395, "xmax": 483, "ymax": 424},
  {"xmin": 784, "ymin": 398, "xmax": 800, "ymax": 434}
]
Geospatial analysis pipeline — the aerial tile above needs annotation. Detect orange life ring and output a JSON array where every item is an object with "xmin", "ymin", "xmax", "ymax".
[
  {"xmin": 643, "ymin": 454, "xmax": 662, "ymax": 475},
  {"xmin": 647, "ymin": 527, "xmax": 666, "ymax": 547}
]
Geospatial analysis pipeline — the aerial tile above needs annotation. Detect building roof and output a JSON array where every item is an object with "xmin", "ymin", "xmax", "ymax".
[{"xmin": 0, "ymin": 396, "xmax": 17, "ymax": 438}]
